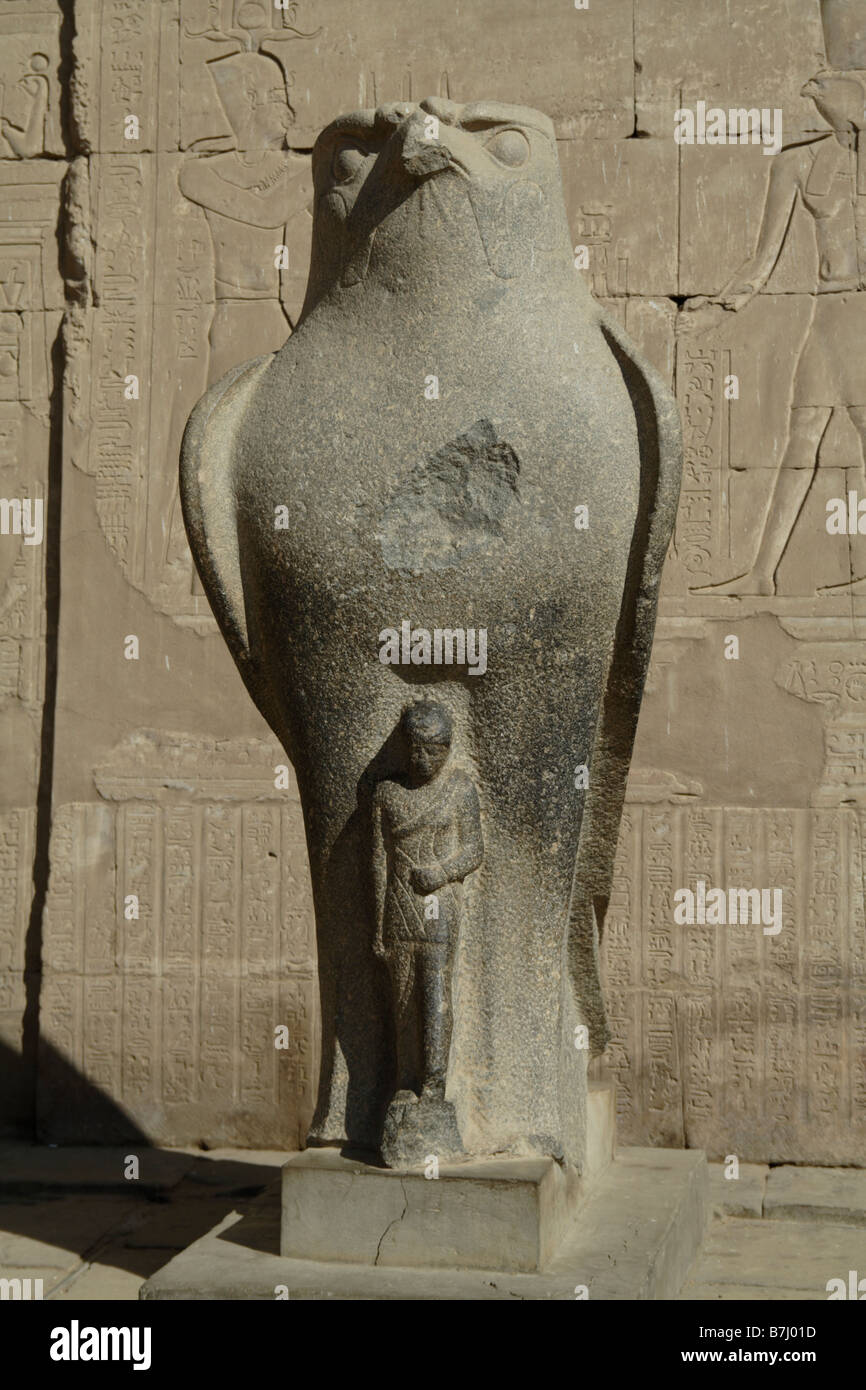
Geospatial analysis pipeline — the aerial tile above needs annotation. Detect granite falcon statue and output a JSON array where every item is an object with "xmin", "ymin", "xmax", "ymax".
[{"xmin": 181, "ymin": 97, "xmax": 682, "ymax": 1169}]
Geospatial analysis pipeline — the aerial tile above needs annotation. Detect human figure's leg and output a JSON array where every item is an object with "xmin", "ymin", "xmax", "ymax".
[
  {"xmin": 418, "ymin": 942, "xmax": 453, "ymax": 1096},
  {"xmin": 387, "ymin": 944, "xmax": 421, "ymax": 1094},
  {"xmin": 818, "ymin": 405, "xmax": 866, "ymax": 591},
  {"xmin": 696, "ymin": 406, "xmax": 832, "ymax": 594}
]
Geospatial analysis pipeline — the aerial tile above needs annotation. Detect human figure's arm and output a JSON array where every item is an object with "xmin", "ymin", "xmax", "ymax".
[
  {"xmin": 440, "ymin": 781, "xmax": 484, "ymax": 882},
  {"xmin": 412, "ymin": 781, "xmax": 484, "ymax": 893},
  {"xmin": 686, "ymin": 149, "xmax": 801, "ymax": 312},
  {"xmin": 179, "ymin": 157, "xmax": 313, "ymax": 228},
  {"xmin": 371, "ymin": 787, "xmax": 388, "ymax": 957}
]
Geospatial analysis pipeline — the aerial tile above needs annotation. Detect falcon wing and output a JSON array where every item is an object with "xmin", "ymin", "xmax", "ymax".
[
  {"xmin": 180, "ymin": 352, "xmax": 283, "ymax": 734},
  {"xmin": 568, "ymin": 310, "xmax": 683, "ymax": 1054}
]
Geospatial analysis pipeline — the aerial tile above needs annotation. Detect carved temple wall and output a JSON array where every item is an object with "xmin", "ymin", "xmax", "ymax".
[{"xmin": 3, "ymin": 0, "xmax": 864, "ymax": 1161}]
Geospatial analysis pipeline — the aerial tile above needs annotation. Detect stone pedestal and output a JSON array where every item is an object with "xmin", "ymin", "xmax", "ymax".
[
  {"xmin": 141, "ymin": 1148, "xmax": 708, "ymax": 1301},
  {"xmin": 140, "ymin": 1083, "xmax": 711, "ymax": 1300},
  {"xmin": 282, "ymin": 1081, "xmax": 616, "ymax": 1272},
  {"xmin": 283, "ymin": 1151, "xmax": 575, "ymax": 1272}
]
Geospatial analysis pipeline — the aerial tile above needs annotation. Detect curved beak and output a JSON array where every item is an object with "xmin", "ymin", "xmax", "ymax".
[
  {"xmin": 398, "ymin": 112, "xmax": 460, "ymax": 179},
  {"xmin": 401, "ymin": 139, "xmax": 454, "ymax": 179}
]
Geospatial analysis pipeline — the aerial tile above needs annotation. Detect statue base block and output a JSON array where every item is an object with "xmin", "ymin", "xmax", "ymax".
[
  {"xmin": 380, "ymin": 1087, "xmax": 465, "ymax": 1168},
  {"xmin": 141, "ymin": 1149, "xmax": 709, "ymax": 1301},
  {"xmin": 284, "ymin": 1080, "xmax": 617, "ymax": 1272},
  {"xmin": 283, "ymin": 1150, "xmax": 579, "ymax": 1273}
]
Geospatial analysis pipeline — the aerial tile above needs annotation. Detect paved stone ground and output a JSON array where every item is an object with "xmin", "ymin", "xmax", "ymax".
[
  {"xmin": 0, "ymin": 1143, "xmax": 285, "ymax": 1300},
  {"xmin": 680, "ymin": 1163, "xmax": 866, "ymax": 1300},
  {"xmin": 1, "ymin": 1146, "xmax": 863, "ymax": 1299}
]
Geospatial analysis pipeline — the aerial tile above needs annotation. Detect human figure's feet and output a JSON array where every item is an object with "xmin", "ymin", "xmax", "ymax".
[
  {"xmin": 692, "ymin": 571, "xmax": 775, "ymax": 596},
  {"xmin": 381, "ymin": 1083, "xmax": 463, "ymax": 1167}
]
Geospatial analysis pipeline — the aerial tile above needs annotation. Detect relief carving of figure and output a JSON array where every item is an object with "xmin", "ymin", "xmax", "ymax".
[
  {"xmin": 179, "ymin": 50, "xmax": 313, "ymax": 384},
  {"xmin": 687, "ymin": 36, "xmax": 866, "ymax": 594},
  {"xmin": 167, "ymin": 48, "xmax": 313, "ymax": 597}
]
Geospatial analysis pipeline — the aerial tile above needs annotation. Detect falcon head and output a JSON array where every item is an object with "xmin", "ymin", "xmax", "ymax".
[{"xmin": 300, "ymin": 98, "xmax": 573, "ymax": 314}]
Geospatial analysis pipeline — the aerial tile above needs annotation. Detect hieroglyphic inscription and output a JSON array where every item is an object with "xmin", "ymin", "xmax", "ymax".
[
  {"xmin": 0, "ymin": 135, "xmax": 65, "ymax": 1127},
  {"xmin": 779, "ymin": 642, "xmax": 866, "ymax": 804},
  {"xmin": 98, "ymin": 0, "xmax": 163, "ymax": 154},
  {"xmin": 641, "ymin": 807, "xmax": 681, "ymax": 1143},
  {"xmin": 807, "ymin": 811, "xmax": 844, "ymax": 1125},
  {"xmin": 603, "ymin": 807, "xmax": 638, "ymax": 1128},
  {"xmin": 724, "ymin": 810, "xmax": 760, "ymax": 1121},
  {"xmin": 681, "ymin": 806, "xmax": 720, "ymax": 1130},
  {"xmin": 764, "ymin": 810, "xmax": 800, "ymax": 1134},
  {"xmin": 40, "ymin": 790, "xmax": 316, "ymax": 1144},
  {"xmin": 574, "ymin": 206, "xmax": 629, "ymax": 298},
  {"xmin": 604, "ymin": 802, "xmax": 866, "ymax": 1162},
  {"xmin": 87, "ymin": 157, "xmax": 149, "ymax": 571},
  {"xmin": 672, "ymin": 344, "xmax": 733, "ymax": 587}
]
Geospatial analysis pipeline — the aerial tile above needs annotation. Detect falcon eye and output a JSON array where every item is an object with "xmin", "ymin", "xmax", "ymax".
[
  {"xmin": 484, "ymin": 128, "xmax": 530, "ymax": 168},
  {"xmin": 331, "ymin": 142, "xmax": 368, "ymax": 183}
]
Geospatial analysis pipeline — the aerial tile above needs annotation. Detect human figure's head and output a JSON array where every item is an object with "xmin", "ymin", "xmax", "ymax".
[
  {"xmin": 400, "ymin": 700, "xmax": 452, "ymax": 786},
  {"xmin": 801, "ymin": 68, "xmax": 866, "ymax": 132},
  {"xmin": 209, "ymin": 52, "xmax": 294, "ymax": 150}
]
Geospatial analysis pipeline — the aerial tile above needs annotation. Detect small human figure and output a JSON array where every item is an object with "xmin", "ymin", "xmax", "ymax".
[{"xmin": 372, "ymin": 700, "xmax": 483, "ymax": 1104}]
